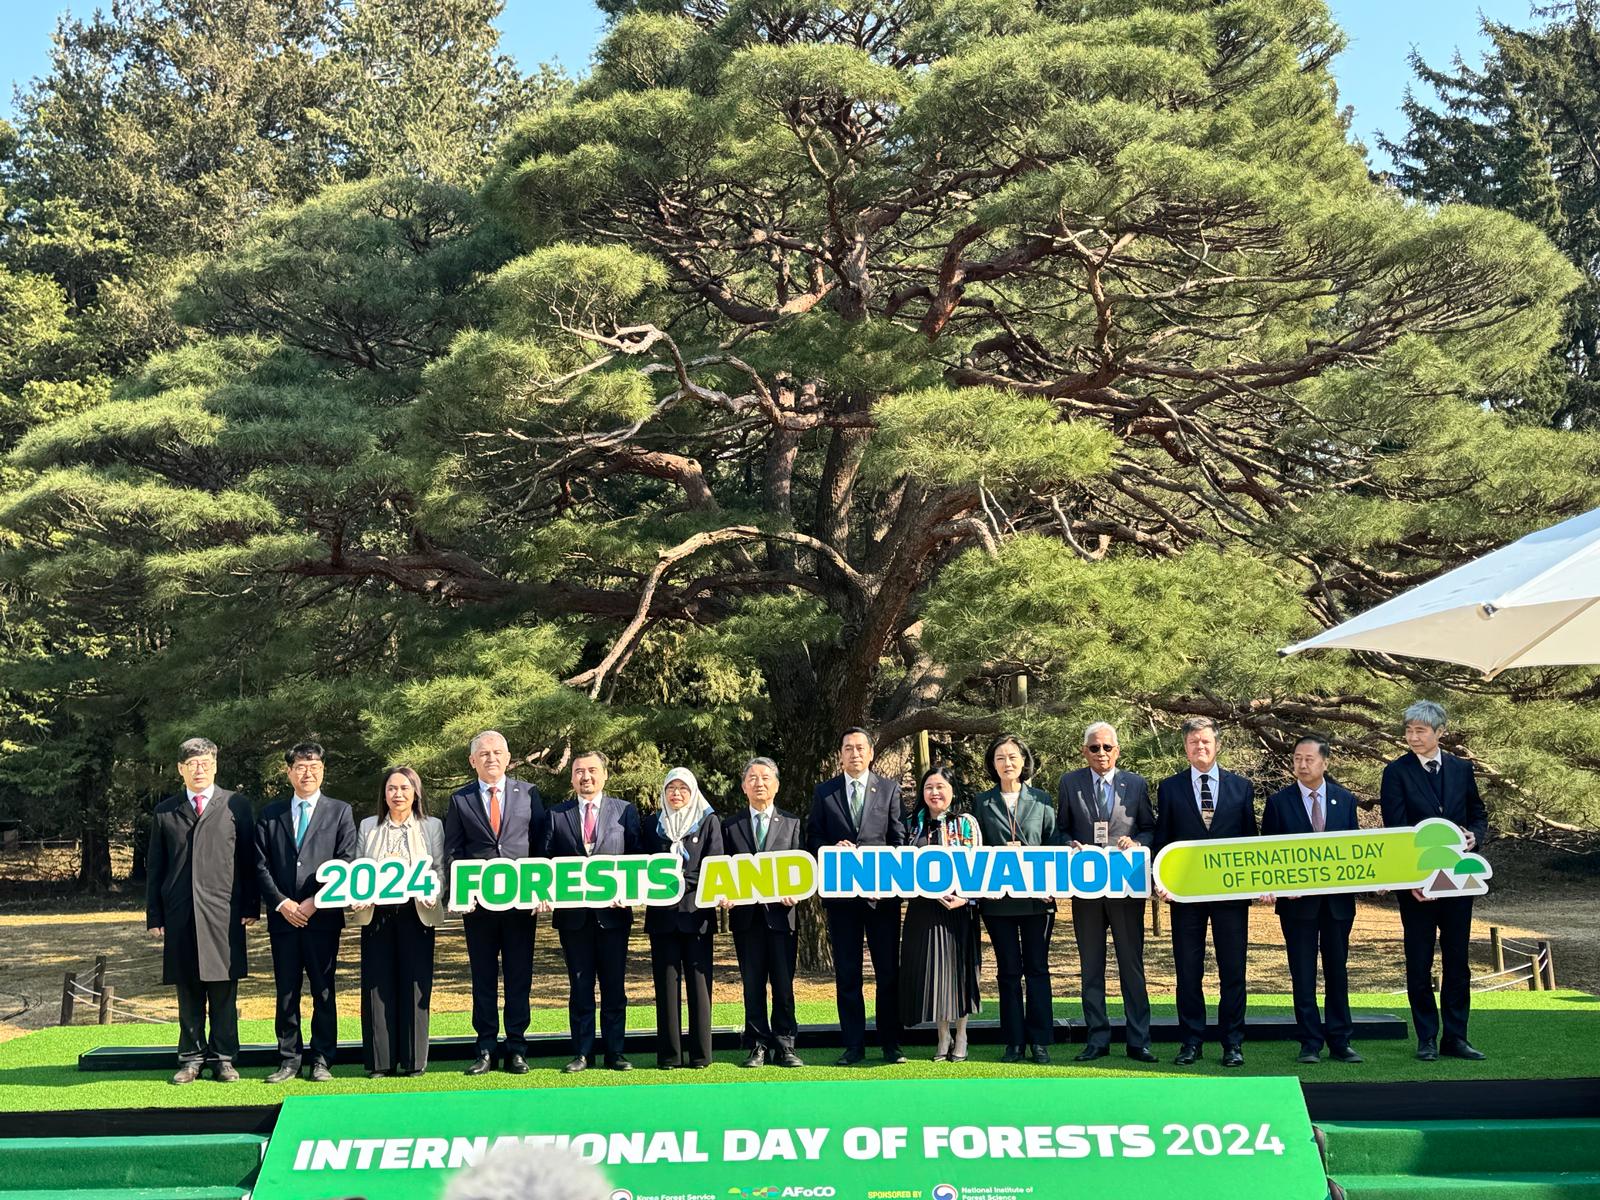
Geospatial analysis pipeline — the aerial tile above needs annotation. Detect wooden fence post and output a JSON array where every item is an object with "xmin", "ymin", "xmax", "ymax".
[
  {"xmin": 1528, "ymin": 952, "xmax": 1544, "ymax": 990},
  {"xmin": 98, "ymin": 985, "xmax": 114, "ymax": 1025},
  {"xmin": 1538, "ymin": 940, "xmax": 1557, "ymax": 990},
  {"xmin": 1150, "ymin": 899, "xmax": 1164, "ymax": 936},
  {"xmin": 60, "ymin": 972, "xmax": 76, "ymax": 1025},
  {"xmin": 1489, "ymin": 927, "xmax": 1504, "ymax": 973}
]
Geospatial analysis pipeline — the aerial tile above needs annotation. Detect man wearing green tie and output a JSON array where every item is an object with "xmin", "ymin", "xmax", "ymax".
[{"xmin": 254, "ymin": 742, "xmax": 358, "ymax": 1082}]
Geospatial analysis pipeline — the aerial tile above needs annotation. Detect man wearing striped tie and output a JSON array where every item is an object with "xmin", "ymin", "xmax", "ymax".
[
  {"xmin": 1154, "ymin": 716, "xmax": 1258, "ymax": 1068},
  {"xmin": 255, "ymin": 742, "xmax": 358, "ymax": 1082}
]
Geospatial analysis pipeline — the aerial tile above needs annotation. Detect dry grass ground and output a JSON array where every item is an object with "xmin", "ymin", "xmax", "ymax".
[{"xmin": 1, "ymin": 841, "xmax": 1590, "ymax": 1039}]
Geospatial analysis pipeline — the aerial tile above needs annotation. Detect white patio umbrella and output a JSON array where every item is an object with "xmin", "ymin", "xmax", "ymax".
[{"xmin": 1280, "ymin": 505, "xmax": 1600, "ymax": 678}]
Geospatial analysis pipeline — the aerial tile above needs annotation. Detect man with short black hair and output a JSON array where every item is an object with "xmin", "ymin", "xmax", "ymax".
[
  {"xmin": 255, "ymin": 741, "xmax": 358, "ymax": 1082},
  {"xmin": 146, "ymin": 738, "xmax": 259, "ymax": 1084}
]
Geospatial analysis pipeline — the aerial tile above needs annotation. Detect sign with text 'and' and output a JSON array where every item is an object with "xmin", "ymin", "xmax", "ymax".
[{"xmin": 253, "ymin": 1077, "xmax": 1328, "ymax": 1200}]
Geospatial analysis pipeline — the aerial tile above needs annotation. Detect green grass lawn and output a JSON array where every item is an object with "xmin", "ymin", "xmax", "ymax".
[{"xmin": 2, "ymin": 990, "xmax": 1594, "ymax": 1113}]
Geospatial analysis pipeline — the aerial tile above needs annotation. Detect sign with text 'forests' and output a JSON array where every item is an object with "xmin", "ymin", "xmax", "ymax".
[
  {"xmin": 313, "ymin": 856, "xmax": 686, "ymax": 911},
  {"xmin": 1152, "ymin": 818, "xmax": 1492, "ymax": 903},
  {"xmin": 253, "ymin": 1077, "xmax": 1328, "ymax": 1200}
]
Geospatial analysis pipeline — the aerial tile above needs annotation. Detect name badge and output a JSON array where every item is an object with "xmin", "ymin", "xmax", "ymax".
[{"xmin": 1093, "ymin": 821, "xmax": 1110, "ymax": 847}]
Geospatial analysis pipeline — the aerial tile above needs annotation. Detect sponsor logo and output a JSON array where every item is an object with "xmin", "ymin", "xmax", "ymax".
[
  {"xmin": 727, "ymin": 1190, "xmax": 838, "ymax": 1198},
  {"xmin": 609, "ymin": 1191, "xmax": 633, "ymax": 1200},
  {"xmin": 932, "ymin": 1186, "xmax": 959, "ymax": 1200}
]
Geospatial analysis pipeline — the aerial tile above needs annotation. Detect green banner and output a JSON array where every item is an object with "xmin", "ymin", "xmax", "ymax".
[
  {"xmin": 254, "ymin": 1077, "xmax": 1327, "ymax": 1200},
  {"xmin": 1153, "ymin": 817, "xmax": 1492, "ymax": 903}
]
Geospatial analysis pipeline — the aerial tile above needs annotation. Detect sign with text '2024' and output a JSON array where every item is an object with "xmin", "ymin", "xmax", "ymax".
[{"xmin": 253, "ymin": 1077, "xmax": 1328, "ymax": 1200}]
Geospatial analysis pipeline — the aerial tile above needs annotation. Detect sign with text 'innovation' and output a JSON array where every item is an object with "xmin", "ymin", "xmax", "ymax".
[
  {"xmin": 1153, "ymin": 818, "xmax": 1493, "ymax": 903},
  {"xmin": 253, "ymin": 1077, "xmax": 1327, "ymax": 1200}
]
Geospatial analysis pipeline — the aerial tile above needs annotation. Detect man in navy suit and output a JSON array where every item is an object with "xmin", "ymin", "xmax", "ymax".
[
  {"xmin": 254, "ymin": 741, "xmax": 358, "ymax": 1083},
  {"xmin": 442, "ymin": 730, "xmax": 548, "ymax": 1075},
  {"xmin": 807, "ymin": 727, "xmax": 906, "ymax": 1066},
  {"xmin": 723, "ymin": 757, "xmax": 805, "ymax": 1068},
  {"xmin": 1155, "ymin": 716, "xmax": 1258, "ymax": 1068},
  {"xmin": 1056, "ymin": 721, "xmax": 1157, "ymax": 1063},
  {"xmin": 1262, "ymin": 734, "xmax": 1362, "ymax": 1065},
  {"xmin": 548, "ymin": 749, "xmax": 642, "ymax": 1073},
  {"xmin": 1380, "ymin": 701, "xmax": 1489, "ymax": 1062}
]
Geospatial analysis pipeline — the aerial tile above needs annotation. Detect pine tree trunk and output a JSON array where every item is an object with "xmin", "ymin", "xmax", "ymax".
[{"xmin": 76, "ymin": 763, "xmax": 114, "ymax": 891}]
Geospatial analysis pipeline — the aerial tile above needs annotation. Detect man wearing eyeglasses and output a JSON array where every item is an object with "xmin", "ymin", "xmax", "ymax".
[{"xmin": 1056, "ymin": 722, "xmax": 1158, "ymax": 1063}]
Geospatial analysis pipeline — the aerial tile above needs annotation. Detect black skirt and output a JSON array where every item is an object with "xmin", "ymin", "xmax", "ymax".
[{"xmin": 899, "ymin": 896, "xmax": 983, "ymax": 1026}]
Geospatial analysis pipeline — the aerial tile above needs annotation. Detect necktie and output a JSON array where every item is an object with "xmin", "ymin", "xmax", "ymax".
[
  {"xmin": 1199, "ymin": 774, "xmax": 1215, "ymax": 829},
  {"xmin": 1310, "ymin": 790, "xmax": 1324, "ymax": 833},
  {"xmin": 294, "ymin": 800, "xmax": 309, "ymax": 848},
  {"xmin": 583, "ymin": 801, "xmax": 597, "ymax": 846},
  {"xmin": 755, "ymin": 810, "xmax": 767, "ymax": 851},
  {"xmin": 487, "ymin": 786, "xmax": 501, "ymax": 837},
  {"xmin": 849, "ymin": 780, "xmax": 864, "ymax": 829},
  {"xmin": 1098, "ymin": 778, "xmax": 1112, "ymax": 820},
  {"xmin": 192, "ymin": 793, "xmax": 206, "ymax": 816}
]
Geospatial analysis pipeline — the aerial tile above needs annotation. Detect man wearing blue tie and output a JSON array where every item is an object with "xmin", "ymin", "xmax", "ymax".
[
  {"xmin": 254, "ymin": 742, "xmax": 358, "ymax": 1082},
  {"xmin": 1380, "ymin": 701, "xmax": 1489, "ymax": 1063},
  {"xmin": 1261, "ymin": 735, "xmax": 1362, "ymax": 1064},
  {"xmin": 1154, "ymin": 716, "xmax": 1258, "ymax": 1068}
]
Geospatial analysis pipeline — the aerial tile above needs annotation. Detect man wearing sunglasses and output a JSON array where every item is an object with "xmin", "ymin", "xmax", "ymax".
[{"xmin": 1056, "ymin": 722, "xmax": 1158, "ymax": 1063}]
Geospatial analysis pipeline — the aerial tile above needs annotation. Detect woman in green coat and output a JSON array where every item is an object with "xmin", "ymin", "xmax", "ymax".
[{"xmin": 973, "ymin": 733, "xmax": 1057, "ymax": 1064}]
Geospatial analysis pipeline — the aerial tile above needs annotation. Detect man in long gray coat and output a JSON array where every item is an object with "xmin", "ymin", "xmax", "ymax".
[{"xmin": 146, "ymin": 737, "xmax": 259, "ymax": 1084}]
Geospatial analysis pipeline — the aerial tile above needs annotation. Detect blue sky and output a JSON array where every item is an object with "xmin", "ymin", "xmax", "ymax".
[{"xmin": 1, "ymin": 1, "xmax": 1540, "ymax": 169}]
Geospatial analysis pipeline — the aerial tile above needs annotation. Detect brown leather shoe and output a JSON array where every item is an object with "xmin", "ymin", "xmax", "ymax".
[
  {"xmin": 213, "ymin": 1062, "xmax": 241, "ymax": 1082},
  {"xmin": 170, "ymin": 1064, "xmax": 201, "ymax": 1085}
]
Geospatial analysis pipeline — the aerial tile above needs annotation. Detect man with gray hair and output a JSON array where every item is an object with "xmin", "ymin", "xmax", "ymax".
[
  {"xmin": 1055, "ymin": 722, "xmax": 1157, "ymax": 1063},
  {"xmin": 721, "ymin": 757, "xmax": 805, "ymax": 1068},
  {"xmin": 146, "ymin": 737, "xmax": 259, "ymax": 1084},
  {"xmin": 1380, "ymin": 701, "xmax": 1489, "ymax": 1062}
]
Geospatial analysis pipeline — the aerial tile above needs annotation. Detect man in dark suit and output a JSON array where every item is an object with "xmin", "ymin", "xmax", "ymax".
[
  {"xmin": 1154, "ymin": 715, "xmax": 1258, "ymax": 1068},
  {"xmin": 548, "ymin": 749, "xmax": 642, "ymax": 1073},
  {"xmin": 807, "ymin": 726, "xmax": 906, "ymax": 1066},
  {"xmin": 1380, "ymin": 700, "xmax": 1489, "ymax": 1062},
  {"xmin": 1057, "ymin": 721, "xmax": 1157, "ymax": 1063},
  {"xmin": 442, "ymin": 730, "xmax": 548, "ymax": 1076},
  {"xmin": 723, "ymin": 756, "xmax": 805, "ymax": 1069},
  {"xmin": 254, "ymin": 741, "xmax": 358, "ymax": 1082},
  {"xmin": 1262, "ymin": 734, "xmax": 1362, "ymax": 1065},
  {"xmin": 146, "ymin": 737, "xmax": 259, "ymax": 1085}
]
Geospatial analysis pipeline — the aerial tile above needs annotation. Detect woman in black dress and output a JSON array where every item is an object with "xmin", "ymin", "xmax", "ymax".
[{"xmin": 899, "ymin": 766, "xmax": 983, "ymax": 1062}]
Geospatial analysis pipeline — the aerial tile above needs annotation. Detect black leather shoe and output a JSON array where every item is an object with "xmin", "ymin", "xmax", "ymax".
[
  {"xmin": 835, "ymin": 1049, "xmax": 866, "ymax": 1066},
  {"xmin": 170, "ymin": 1064, "xmax": 201, "ymax": 1085},
  {"xmin": 1416, "ymin": 1039, "xmax": 1438, "ymax": 1062},
  {"xmin": 775, "ymin": 1049, "xmax": 804, "ymax": 1068},
  {"xmin": 309, "ymin": 1063, "xmax": 333, "ymax": 1082},
  {"xmin": 1029, "ymin": 1044, "xmax": 1051, "ymax": 1065},
  {"xmin": 503, "ymin": 1053, "xmax": 529, "ymax": 1075},
  {"xmin": 1000, "ymin": 1046, "xmax": 1025, "ymax": 1064},
  {"xmin": 562, "ymin": 1056, "xmax": 589, "ymax": 1074},
  {"xmin": 1222, "ymin": 1046, "xmax": 1244, "ymax": 1068},
  {"xmin": 606, "ymin": 1055, "xmax": 633, "ymax": 1071},
  {"xmin": 741, "ymin": 1046, "xmax": 766, "ymax": 1068},
  {"xmin": 264, "ymin": 1064, "xmax": 299, "ymax": 1084},
  {"xmin": 213, "ymin": 1062, "xmax": 240, "ymax": 1082},
  {"xmin": 1330, "ymin": 1045, "xmax": 1363, "ymax": 1064},
  {"xmin": 1075, "ymin": 1045, "xmax": 1109, "ymax": 1062},
  {"xmin": 657, "ymin": 1060, "xmax": 679, "ymax": 1070},
  {"xmin": 1173, "ymin": 1045, "xmax": 1201, "ymax": 1066},
  {"xmin": 1127, "ymin": 1046, "xmax": 1158, "ymax": 1063},
  {"xmin": 1441, "ymin": 1038, "xmax": 1486, "ymax": 1061},
  {"xmin": 367, "ymin": 1070, "xmax": 387, "ymax": 1078},
  {"xmin": 883, "ymin": 1050, "xmax": 907, "ymax": 1065},
  {"xmin": 1297, "ymin": 1048, "xmax": 1321, "ymax": 1065},
  {"xmin": 464, "ymin": 1053, "xmax": 494, "ymax": 1076}
]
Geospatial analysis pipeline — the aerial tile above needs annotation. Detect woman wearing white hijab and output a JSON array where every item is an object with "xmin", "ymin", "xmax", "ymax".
[{"xmin": 644, "ymin": 767, "xmax": 724, "ymax": 1069}]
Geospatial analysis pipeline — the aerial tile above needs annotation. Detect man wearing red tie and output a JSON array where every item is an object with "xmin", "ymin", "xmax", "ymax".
[
  {"xmin": 146, "ymin": 737, "xmax": 259, "ymax": 1084},
  {"xmin": 442, "ymin": 731, "xmax": 547, "ymax": 1076}
]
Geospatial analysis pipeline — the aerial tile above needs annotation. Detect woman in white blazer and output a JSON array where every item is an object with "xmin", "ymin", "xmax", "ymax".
[{"xmin": 350, "ymin": 766, "xmax": 445, "ymax": 1077}]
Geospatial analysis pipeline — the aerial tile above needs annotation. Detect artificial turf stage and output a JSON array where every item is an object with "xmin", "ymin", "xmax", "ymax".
[{"xmin": 2, "ymin": 989, "xmax": 1595, "ymax": 1114}]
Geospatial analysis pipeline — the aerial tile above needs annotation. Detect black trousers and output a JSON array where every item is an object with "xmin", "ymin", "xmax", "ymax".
[
  {"xmin": 559, "ymin": 922, "xmax": 630, "ymax": 1059},
  {"xmin": 983, "ymin": 910, "xmax": 1054, "ymax": 1047},
  {"xmin": 1171, "ymin": 900, "xmax": 1249, "ymax": 1048},
  {"xmin": 461, "ymin": 907, "xmax": 536, "ymax": 1056},
  {"xmin": 733, "ymin": 924, "xmax": 799, "ymax": 1050},
  {"xmin": 1397, "ymin": 892, "xmax": 1474, "ymax": 1045},
  {"xmin": 649, "ymin": 930, "xmax": 714, "ymax": 1067},
  {"xmin": 175, "ymin": 978, "xmax": 239, "ymax": 1067},
  {"xmin": 825, "ymin": 898, "xmax": 902, "ymax": 1054},
  {"xmin": 361, "ymin": 905, "xmax": 435, "ymax": 1073},
  {"xmin": 1281, "ymin": 907, "xmax": 1354, "ymax": 1052},
  {"xmin": 268, "ymin": 924, "xmax": 341, "ymax": 1067},
  {"xmin": 1072, "ymin": 896, "xmax": 1151, "ymax": 1050}
]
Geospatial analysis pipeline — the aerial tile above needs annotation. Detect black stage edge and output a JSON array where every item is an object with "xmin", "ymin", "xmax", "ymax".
[
  {"xmin": 77, "ymin": 1014, "xmax": 1408, "ymax": 1071},
  {"xmin": 9, "ymin": 1078, "xmax": 1599, "ymax": 1140}
]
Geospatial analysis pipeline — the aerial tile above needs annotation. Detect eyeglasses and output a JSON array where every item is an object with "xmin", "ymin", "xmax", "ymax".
[{"xmin": 1085, "ymin": 744, "xmax": 1117, "ymax": 753}]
